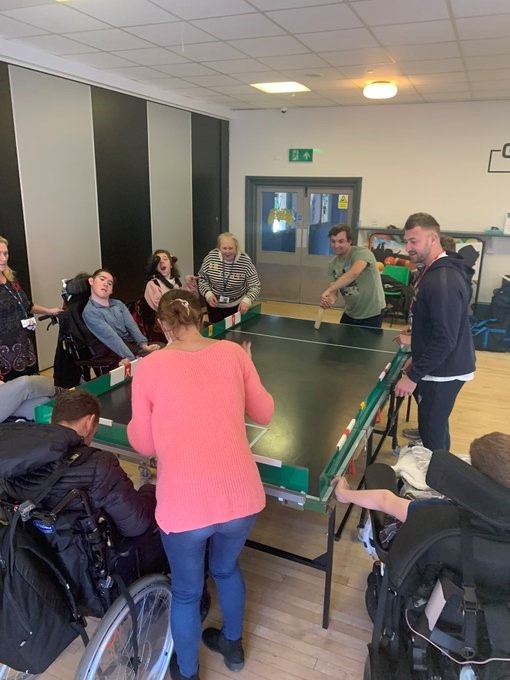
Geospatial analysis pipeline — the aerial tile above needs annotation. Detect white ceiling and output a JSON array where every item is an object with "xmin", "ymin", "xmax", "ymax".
[{"xmin": 1, "ymin": 0, "xmax": 510, "ymax": 111}]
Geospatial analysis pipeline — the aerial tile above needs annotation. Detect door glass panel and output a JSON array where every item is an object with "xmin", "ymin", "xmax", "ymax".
[
  {"xmin": 308, "ymin": 192, "xmax": 350, "ymax": 256},
  {"xmin": 261, "ymin": 191, "xmax": 297, "ymax": 253}
]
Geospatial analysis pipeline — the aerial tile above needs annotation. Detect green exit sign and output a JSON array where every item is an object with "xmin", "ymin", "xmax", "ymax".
[{"xmin": 289, "ymin": 148, "xmax": 313, "ymax": 162}]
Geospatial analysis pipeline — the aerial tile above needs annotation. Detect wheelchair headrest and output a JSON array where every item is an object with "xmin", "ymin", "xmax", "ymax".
[
  {"xmin": 426, "ymin": 450, "xmax": 510, "ymax": 530},
  {"xmin": 64, "ymin": 273, "xmax": 90, "ymax": 298}
]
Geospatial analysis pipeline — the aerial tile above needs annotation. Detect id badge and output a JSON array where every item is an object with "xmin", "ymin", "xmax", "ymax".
[
  {"xmin": 21, "ymin": 316, "xmax": 37, "ymax": 331},
  {"xmin": 219, "ymin": 295, "xmax": 230, "ymax": 303}
]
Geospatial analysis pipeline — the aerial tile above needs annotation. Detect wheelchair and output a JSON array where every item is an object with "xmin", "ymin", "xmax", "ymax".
[
  {"xmin": 41, "ymin": 273, "xmax": 121, "ymax": 388},
  {"xmin": 0, "ymin": 482, "xmax": 173, "ymax": 679},
  {"xmin": 362, "ymin": 450, "xmax": 510, "ymax": 680}
]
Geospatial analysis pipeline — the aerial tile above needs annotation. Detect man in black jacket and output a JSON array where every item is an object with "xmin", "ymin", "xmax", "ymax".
[
  {"xmin": 394, "ymin": 212, "xmax": 476, "ymax": 451},
  {"xmin": 0, "ymin": 390, "xmax": 165, "ymax": 615}
]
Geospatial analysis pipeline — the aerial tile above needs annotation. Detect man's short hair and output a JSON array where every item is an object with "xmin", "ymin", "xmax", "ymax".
[
  {"xmin": 51, "ymin": 390, "xmax": 101, "ymax": 424},
  {"xmin": 91, "ymin": 268, "xmax": 115, "ymax": 283},
  {"xmin": 404, "ymin": 213, "xmax": 440, "ymax": 235},
  {"xmin": 469, "ymin": 432, "xmax": 510, "ymax": 489},
  {"xmin": 328, "ymin": 224, "xmax": 353, "ymax": 242},
  {"xmin": 440, "ymin": 236, "xmax": 457, "ymax": 252}
]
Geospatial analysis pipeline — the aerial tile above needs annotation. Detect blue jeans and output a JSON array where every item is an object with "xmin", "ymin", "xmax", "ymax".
[{"xmin": 160, "ymin": 513, "xmax": 258, "ymax": 678}]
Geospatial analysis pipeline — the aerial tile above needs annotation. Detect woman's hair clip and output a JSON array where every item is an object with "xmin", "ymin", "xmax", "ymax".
[{"xmin": 171, "ymin": 298, "xmax": 190, "ymax": 316}]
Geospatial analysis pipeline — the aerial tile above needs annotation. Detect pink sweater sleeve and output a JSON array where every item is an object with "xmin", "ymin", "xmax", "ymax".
[
  {"xmin": 127, "ymin": 370, "xmax": 155, "ymax": 457},
  {"xmin": 239, "ymin": 347, "xmax": 274, "ymax": 425},
  {"xmin": 144, "ymin": 280, "xmax": 162, "ymax": 312}
]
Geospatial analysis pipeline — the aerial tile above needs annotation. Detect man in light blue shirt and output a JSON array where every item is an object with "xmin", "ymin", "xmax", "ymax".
[{"xmin": 83, "ymin": 269, "xmax": 160, "ymax": 362}]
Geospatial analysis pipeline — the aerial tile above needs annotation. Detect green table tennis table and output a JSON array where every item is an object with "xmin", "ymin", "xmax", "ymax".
[{"xmin": 36, "ymin": 304, "xmax": 407, "ymax": 627}]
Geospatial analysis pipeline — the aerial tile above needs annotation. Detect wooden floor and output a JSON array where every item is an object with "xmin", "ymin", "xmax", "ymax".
[{"xmin": 36, "ymin": 301, "xmax": 510, "ymax": 679}]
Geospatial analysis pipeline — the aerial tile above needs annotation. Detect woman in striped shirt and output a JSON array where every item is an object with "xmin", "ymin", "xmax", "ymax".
[{"xmin": 198, "ymin": 233, "xmax": 260, "ymax": 324}]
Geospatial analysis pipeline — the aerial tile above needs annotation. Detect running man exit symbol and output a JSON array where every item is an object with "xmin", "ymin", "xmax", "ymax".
[{"xmin": 289, "ymin": 148, "xmax": 313, "ymax": 162}]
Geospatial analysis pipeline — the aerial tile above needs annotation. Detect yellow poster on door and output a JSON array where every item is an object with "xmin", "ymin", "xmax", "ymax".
[{"xmin": 338, "ymin": 194, "xmax": 349, "ymax": 210}]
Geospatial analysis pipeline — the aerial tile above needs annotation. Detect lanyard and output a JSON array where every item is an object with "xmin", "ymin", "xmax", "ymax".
[
  {"xmin": 222, "ymin": 259, "xmax": 236, "ymax": 291},
  {"xmin": 2, "ymin": 282, "xmax": 29, "ymax": 318},
  {"xmin": 408, "ymin": 251, "xmax": 445, "ymax": 326}
]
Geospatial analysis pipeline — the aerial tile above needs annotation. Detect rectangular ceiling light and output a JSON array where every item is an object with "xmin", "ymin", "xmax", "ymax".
[{"xmin": 250, "ymin": 81, "xmax": 310, "ymax": 94}]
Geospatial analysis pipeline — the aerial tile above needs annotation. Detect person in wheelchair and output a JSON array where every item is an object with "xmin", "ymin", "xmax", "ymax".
[
  {"xmin": 0, "ymin": 374, "xmax": 55, "ymax": 422},
  {"xmin": 83, "ymin": 268, "xmax": 160, "ymax": 364},
  {"xmin": 0, "ymin": 389, "xmax": 166, "ymax": 617},
  {"xmin": 332, "ymin": 432, "xmax": 510, "ymax": 534},
  {"xmin": 332, "ymin": 434, "xmax": 510, "ymax": 680}
]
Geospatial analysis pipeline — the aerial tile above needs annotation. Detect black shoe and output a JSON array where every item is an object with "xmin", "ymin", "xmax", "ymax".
[
  {"xmin": 169, "ymin": 653, "xmax": 200, "ymax": 680},
  {"xmin": 202, "ymin": 627, "xmax": 244, "ymax": 671}
]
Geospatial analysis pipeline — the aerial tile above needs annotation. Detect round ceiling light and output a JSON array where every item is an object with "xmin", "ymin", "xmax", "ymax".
[{"xmin": 363, "ymin": 81, "xmax": 398, "ymax": 100}]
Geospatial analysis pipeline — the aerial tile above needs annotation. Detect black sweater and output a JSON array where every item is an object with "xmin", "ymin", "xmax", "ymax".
[{"xmin": 408, "ymin": 254, "xmax": 476, "ymax": 383}]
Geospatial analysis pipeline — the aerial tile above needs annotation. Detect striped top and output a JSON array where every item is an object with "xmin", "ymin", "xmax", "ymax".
[
  {"xmin": 127, "ymin": 341, "xmax": 274, "ymax": 533},
  {"xmin": 198, "ymin": 249, "xmax": 261, "ymax": 309}
]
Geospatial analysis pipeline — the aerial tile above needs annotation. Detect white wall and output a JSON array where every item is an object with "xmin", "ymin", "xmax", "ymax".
[
  {"xmin": 10, "ymin": 66, "xmax": 101, "ymax": 369},
  {"xmin": 230, "ymin": 101, "xmax": 510, "ymax": 302},
  {"xmin": 147, "ymin": 103, "xmax": 193, "ymax": 279}
]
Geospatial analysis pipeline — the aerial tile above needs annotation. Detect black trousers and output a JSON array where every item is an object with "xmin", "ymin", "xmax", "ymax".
[{"xmin": 416, "ymin": 379, "xmax": 465, "ymax": 451}]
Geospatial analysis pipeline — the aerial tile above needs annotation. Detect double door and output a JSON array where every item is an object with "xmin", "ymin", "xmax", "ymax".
[{"xmin": 255, "ymin": 185, "xmax": 355, "ymax": 304}]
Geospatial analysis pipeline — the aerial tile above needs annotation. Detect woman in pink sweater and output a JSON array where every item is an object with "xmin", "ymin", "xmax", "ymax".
[{"xmin": 127, "ymin": 289, "xmax": 274, "ymax": 680}]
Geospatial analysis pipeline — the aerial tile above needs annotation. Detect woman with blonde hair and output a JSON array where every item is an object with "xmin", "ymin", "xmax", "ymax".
[
  {"xmin": 198, "ymin": 232, "xmax": 260, "ymax": 324},
  {"xmin": 127, "ymin": 289, "xmax": 273, "ymax": 680},
  {"xmin": 0, "ymin": 236, "xmax": 61, "ymax": 380}
]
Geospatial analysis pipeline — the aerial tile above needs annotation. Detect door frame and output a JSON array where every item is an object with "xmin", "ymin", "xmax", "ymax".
[{"xmin": 245, "ymin": 176, "xmax": 362, "ymax": 262}]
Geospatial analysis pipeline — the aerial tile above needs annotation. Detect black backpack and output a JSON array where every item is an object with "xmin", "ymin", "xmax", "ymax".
[{"xmin": 0, "ymin": 450, "xmax": 92, "ymax": 673}]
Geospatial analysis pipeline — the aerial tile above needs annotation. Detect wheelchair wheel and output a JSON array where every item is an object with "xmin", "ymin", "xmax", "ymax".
[
  {"xmin": 0, "ymin": 667, "xmax": 37, "ymax": 680},
  {"xmin": 76, "ymin": 574, "xmax": 173, "ymax": 680}
]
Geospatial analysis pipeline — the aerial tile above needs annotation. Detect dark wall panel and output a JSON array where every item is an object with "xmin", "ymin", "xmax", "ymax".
[
  {"xmin": 91, "ymin": 87, "xmax": 152, "ymax": 302},
  {"xmin": 191, "ymin": 114, "xmax": 229, "ymax": 272},
  {"xmin": 0, "ymin": 62, "xmax": 31, "ymax": 297}
]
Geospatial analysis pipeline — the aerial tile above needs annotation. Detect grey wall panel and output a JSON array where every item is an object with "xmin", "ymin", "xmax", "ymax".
[
  {"xmin": 147, "ymin": 102, "xmax": 193, "ymax": 278},
  {"xmin": 9, "ymin": 66, "xmax": 101, "ymax": 370}
]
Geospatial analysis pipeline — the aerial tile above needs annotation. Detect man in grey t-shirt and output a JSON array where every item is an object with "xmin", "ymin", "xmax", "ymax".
[{"xmin": 320, "ymin": 224, "xmax": 386, "ymax": 328}]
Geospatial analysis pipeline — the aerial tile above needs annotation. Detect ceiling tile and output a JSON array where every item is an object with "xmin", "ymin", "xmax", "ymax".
[
  {"xmin": 251, "ymin": 0, "xmax": 340, "ymax": 8},
  {"xmin": 228, "ymin": 35, "xmax": 307, "ymax": 57},
  {"xmin": 125, "ymin": 22, "xmax": 216, "ymax": 46},
  {"xmin": 468, "ymin": 67, "xmax": 510, "ymax": 82},
  {"xmin": 279, "ymin": 67, "xmax": 344, "ymax": 82},
  {"xmin": 465, "ymin": 54, "xmax": 510, "ymax": 70},
  {"xmin": 354, "ymin": 0, "xmax": 449, "ymax": 26},
  {"xmin": 412, "ymin": 80, "xmax": 470, "ymax": 92},
  {"xmin": 18, "ymin": 34, "xmax": 98, "ymax": 55},
  {"xmin": 108, "ymin": 65, "xmax": 169, "ymax": 80},
  {"xmin": 317, "ymin": 47, "xmax": 393, "ymax": 67},
  {"xmin": 297, "ymin": 28, "xmax": 378, "ymax": 52},
  {"xmin": 460, "ymin": 37, "xmax": 510, "ymax": 56},
  {"xmin": 398, "ymin": 57, "xmax": 464, "ymax": 75},
  {"xmin": 372, "ymin": 20, "xmax": 456, "ymax": 45},
  {"xmin": 456, "ymin": 15, "xmax": 510, "ymax": 40},
  {"xmin": 143, "ymin": 76, "xmax": 194, "ymax": 88},
  {"xmin": 205, "ymin": 58, "xmax": 271, "ymax": 73},
  {"xmin": 234, "ymin": 70, "xmax": 287, "ymax": 83},
  {"xmin": 342, "ymin": 63, "xmax": 403, "ymax": 78},
  {"xmin": 0, "ymin": 0, "xmax": 49, "ymax": 8},
  {"xmin": 208, "ymin": 83, "xmax": 259, "ymax": 95},
  {"xmin": 70, "ymin": 0, "xmax": 177, "ymax": 27},
  {"xmin": 168, "ymin": 41, "xmax": 247, "ymax": 61},
  {"xmin": 70, "ymin": 52, "xmax": 135, "ymax": 68},
  {"xmin": 386, "ymin": 42, "xmax": 460, "ymax": 61},
  {"xmin": 154, "ymin": 62, "xmax": 217, "ymax": 76},
  {"xmin": 0, "ymin": 14, "xmax": 48, "ymax": 38},
  {"xmin": 3, "ymin": 4, "xmax": 108, "ymax": 33},
  {"xmin": 451, "ymin": 0, "xmax": 510, "ymax": 18},
  {"xmin": 112, "ymin": 47, "xmax": 189, "ymax": 65},
  {"xmin": 408, "ymin": 72, "xmax": 469, "ymax": 85},
  {"xmin": 267, "ymin": 4, "xmax": 362, "ymax": 33},
  {"xmin": 150, "ymin": 0, "xmax": 254, "ymax": 20},
  {"xmin": 191, "ymin": 14, "xmax": 284, "ymax": 40},
  {"xmin": 183, "ymin": 73, "xmax": 242, "ymax": 86},
  {"xmin": 258, "ymin": 53, "xmax": 330, "ymax": 70},
  {"xmin": 69, "ymin": 28, "xmax": 154, "ymax": 51}
]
